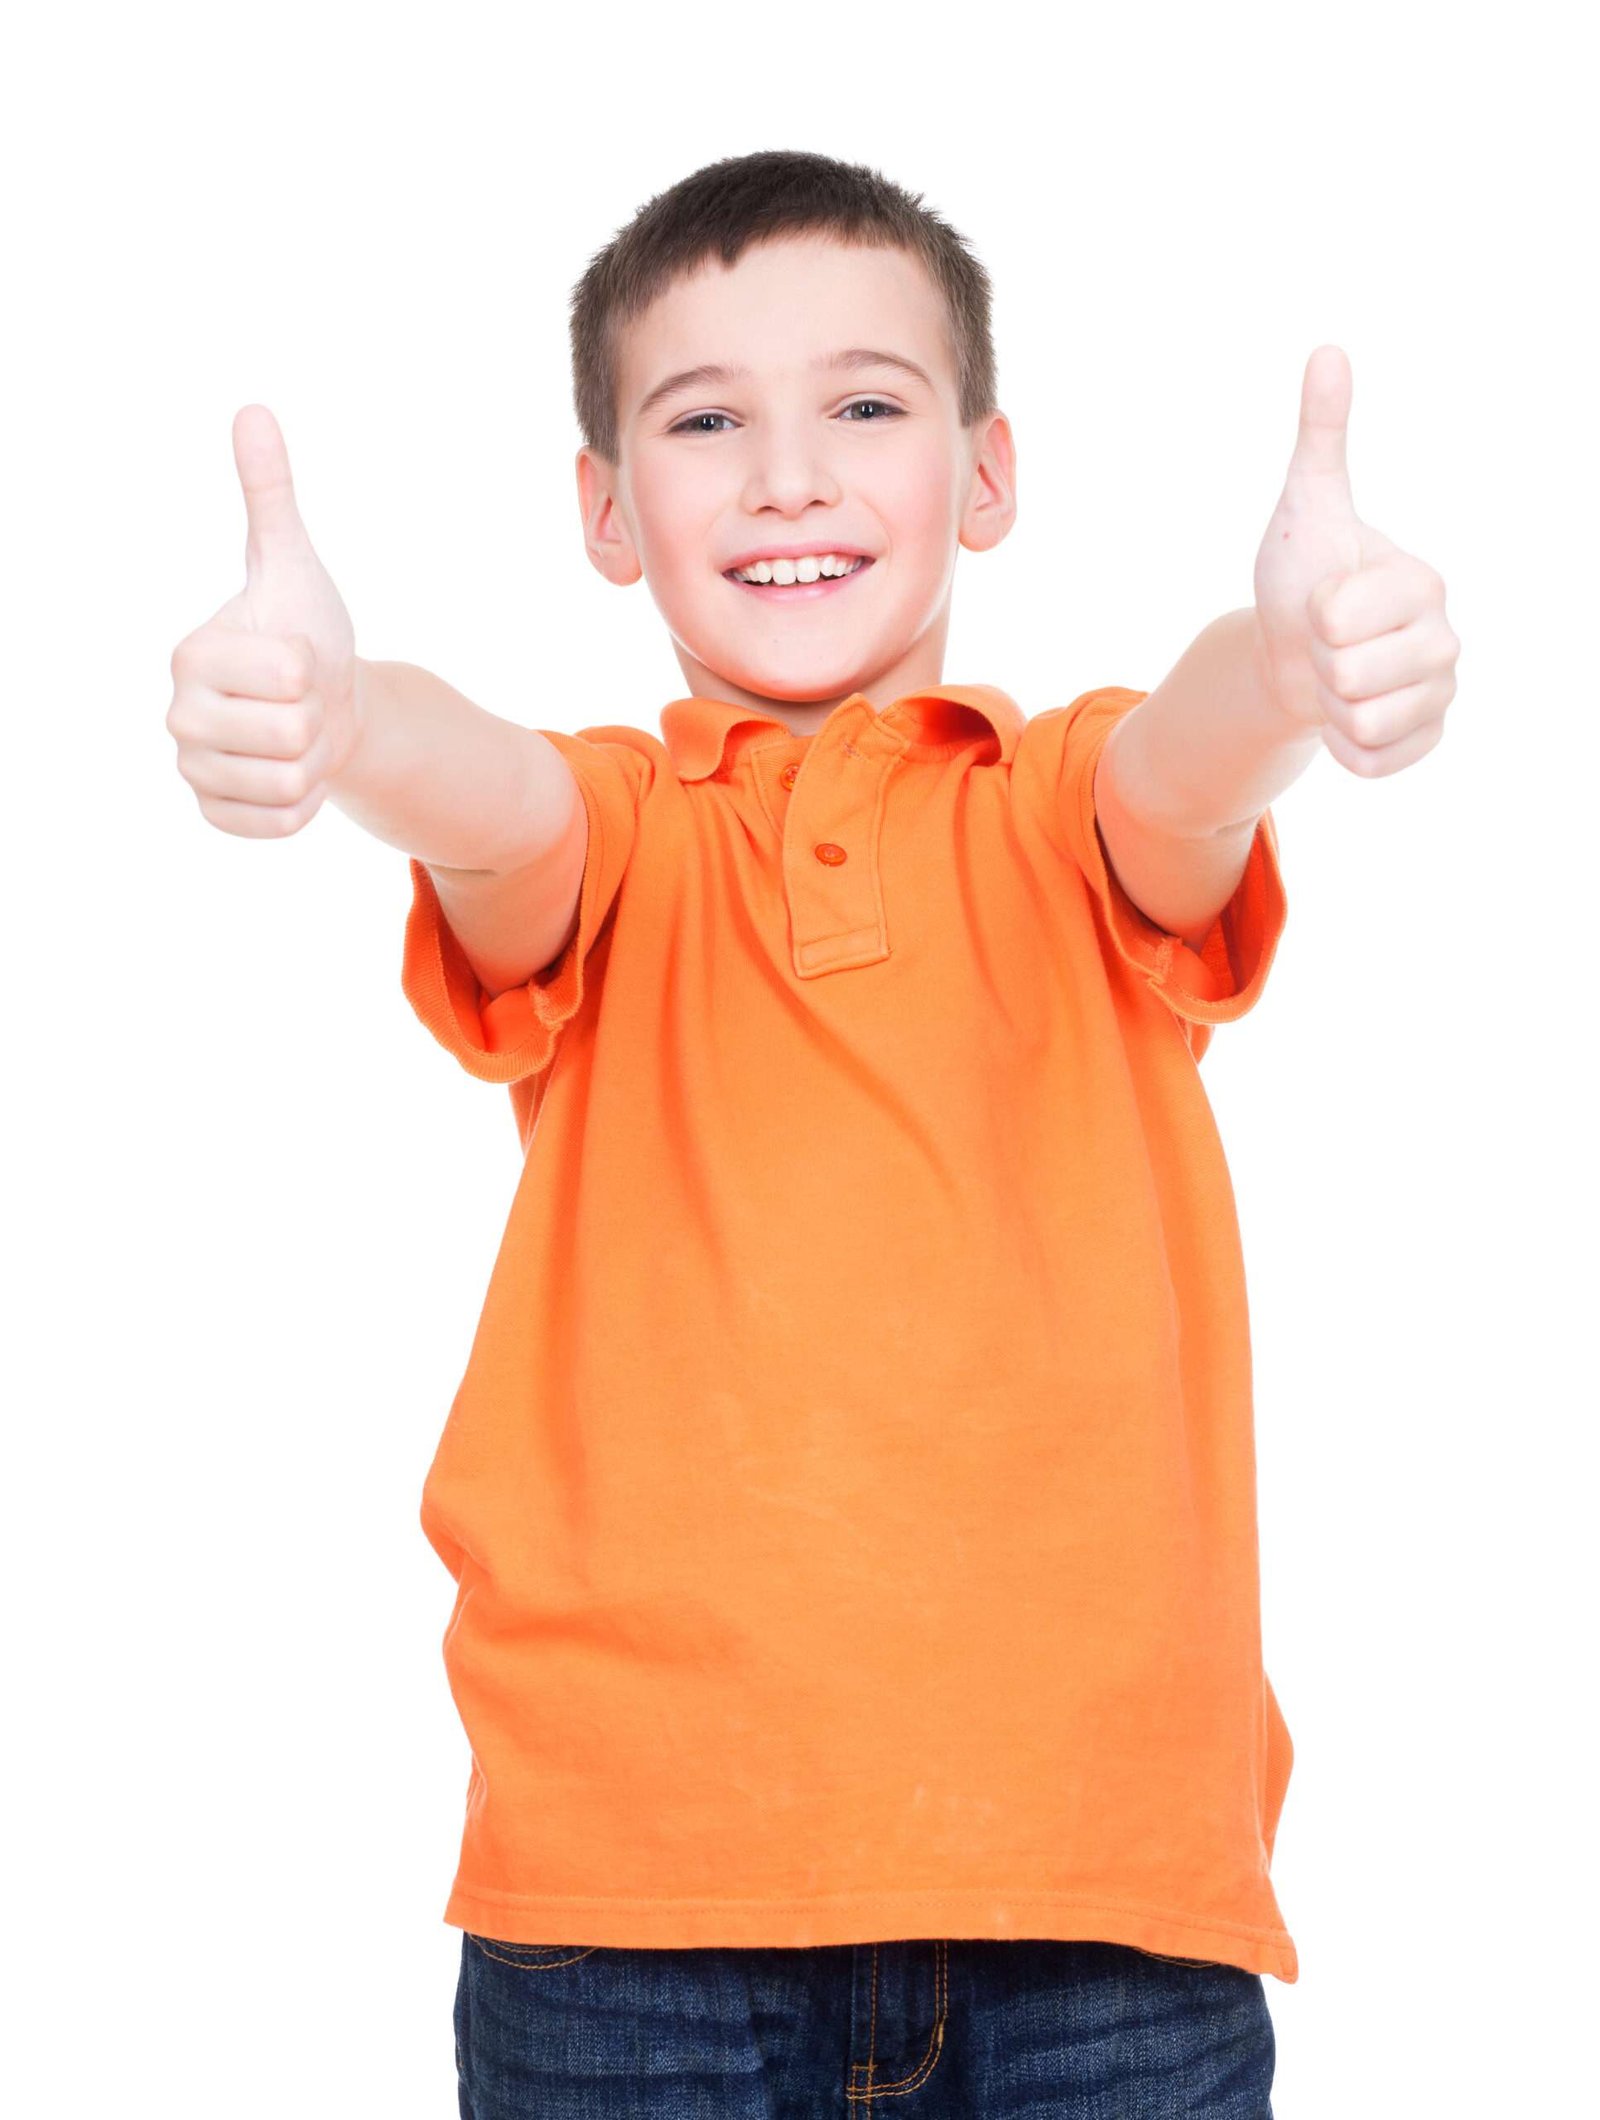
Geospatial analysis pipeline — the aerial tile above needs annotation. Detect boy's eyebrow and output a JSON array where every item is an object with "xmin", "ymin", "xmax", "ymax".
[{"xmin": 635, "ymin": 347, "xmax": 935, "ymax": 422}]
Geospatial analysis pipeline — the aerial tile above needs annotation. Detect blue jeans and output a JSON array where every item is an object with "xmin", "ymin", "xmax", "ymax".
[{"xmin": 454, "ymin": 1932, "xmax": 1276, "ymax": 2116}]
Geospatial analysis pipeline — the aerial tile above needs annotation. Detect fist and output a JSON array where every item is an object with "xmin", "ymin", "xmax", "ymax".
[
  {"xmin": 1253, "ymin": 346, "xmax": 1460, "ymax": 780},
  {"xmin": 166, "ymin": 406, "xmax": 362, "ymax": 838}
]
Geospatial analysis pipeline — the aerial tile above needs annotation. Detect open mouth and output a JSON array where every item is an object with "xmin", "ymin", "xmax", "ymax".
[{"xmin": 722, "ymin": 558, "xmax": 875, "ymax": 601}]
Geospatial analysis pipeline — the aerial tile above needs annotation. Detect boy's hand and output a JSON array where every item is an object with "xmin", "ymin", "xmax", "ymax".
[
  {"xmin": 1252, "ymin": 345, "xmax": 1459, "ymax": 779},
  {"xmin": 167, "ymin": 406, "xmax": 362, "ymax": 837}
]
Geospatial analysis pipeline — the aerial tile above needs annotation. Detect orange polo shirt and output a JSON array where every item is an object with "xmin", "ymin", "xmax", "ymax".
[{"xmin": 400, "ymin": 681, "xmax": 1299, "ymax": 1982}]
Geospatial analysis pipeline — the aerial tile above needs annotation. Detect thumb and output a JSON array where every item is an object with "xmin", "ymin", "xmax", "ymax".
[
  {"xmin": 232, "ymin": 403, "xmax": 310, "ymax": 566},
  {"xmin": 1286, "ymin": 344, "xmax": 1355, "ymax": 497}
]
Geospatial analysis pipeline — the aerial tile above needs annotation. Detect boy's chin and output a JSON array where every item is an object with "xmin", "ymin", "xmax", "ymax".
[{"xmin": 707, "ymin": 662, "xmax": 877, "ymax": 706}]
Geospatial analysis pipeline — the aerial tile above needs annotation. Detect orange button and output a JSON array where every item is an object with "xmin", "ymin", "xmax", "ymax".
[
  {"xmin": 780, "ymin": 763, "xmax": 799, "ymax": 789},
  {"xmin": 814, "ymin": 842, "xmax": 848, "ymax": 866}
]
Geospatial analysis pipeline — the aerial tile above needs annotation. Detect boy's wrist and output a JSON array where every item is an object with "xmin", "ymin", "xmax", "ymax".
[
  {"xmin": 326, "ymin": 659, "xmax": 577, "ymax": 876},
  {"xmin": 325, "ymin": 656, "xmax": 410, "ymax": 846}
]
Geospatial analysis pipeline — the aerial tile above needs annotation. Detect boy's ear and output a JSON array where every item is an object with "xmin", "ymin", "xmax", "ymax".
[
  {"xmin": 958, "ymin": 410, "xmax": 1018, "ymax": 557},
  {"xmin": 576, "ymin": 446, "xmax": 643, "ymax": 586}
]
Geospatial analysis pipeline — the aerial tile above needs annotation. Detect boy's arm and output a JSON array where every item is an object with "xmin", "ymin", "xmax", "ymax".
[
  {"xmin": 331, "ymin": 659, "xmax": 586, "ymax": 993},
  {"xmin": 1092, "ymin": 609, "xmax": 1322, "ymax": 953}
]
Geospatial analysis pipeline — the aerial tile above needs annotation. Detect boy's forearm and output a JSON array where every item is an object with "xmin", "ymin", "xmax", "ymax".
[
  {"xmin": 1100, "ymin": 608, "xmax": 1324, "ymax": 840},
  {"xmin": 328, "ymin": 660, "xmax": 576, "ymax": 874}
]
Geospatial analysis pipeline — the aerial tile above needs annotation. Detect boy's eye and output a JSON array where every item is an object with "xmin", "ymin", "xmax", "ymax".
[{"xmin": 668, "ymin": 398, "xmax": 904, "ymax": 436}]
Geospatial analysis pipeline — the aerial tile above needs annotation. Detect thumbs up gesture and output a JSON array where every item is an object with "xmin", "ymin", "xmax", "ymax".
[
  {"xmin": 167, "ymin": 406, "xmax": 362, "ymax": 837},
  {"xmin": 1252, "ymin": 346, "xmax": 1459, "ymax": 779}
]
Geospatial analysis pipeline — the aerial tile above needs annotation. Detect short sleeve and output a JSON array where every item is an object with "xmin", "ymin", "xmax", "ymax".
[
  {"xmin": 1011, "ymin": 686, "xmax": 1288, "ymax": 1054},
  {"xmin": 401, "ymin": 728, "xmax": 647, "ymax": 1085}
]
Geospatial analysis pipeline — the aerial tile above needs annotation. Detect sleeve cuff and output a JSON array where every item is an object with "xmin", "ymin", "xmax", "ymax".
[
  {"xmin": 1072, "ymin": 696, "xmax": 1289, "ymax": 1028},
  {"xmin": 400, "ymin": 746, "xmax": 611, "ymax": 1085}
]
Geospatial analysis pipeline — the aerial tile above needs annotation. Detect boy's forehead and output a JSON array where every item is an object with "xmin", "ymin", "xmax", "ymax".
[{"xmin": 617, "ymin": 236, "xmax": 956, "ymax": 416}]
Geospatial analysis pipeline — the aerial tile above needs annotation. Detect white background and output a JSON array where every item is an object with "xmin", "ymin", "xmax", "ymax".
[{"xmin": 5, "ymin": 1, "xmax": 1595, "ymax": 2112}]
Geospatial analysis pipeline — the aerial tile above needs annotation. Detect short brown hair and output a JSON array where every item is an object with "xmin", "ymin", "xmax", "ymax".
[{"xmin": 569, "ymin": 149, "xmax": 998, "ymax": 463}]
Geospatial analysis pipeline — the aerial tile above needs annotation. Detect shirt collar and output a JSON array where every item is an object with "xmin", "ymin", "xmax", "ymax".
[{"xmin": 659, "ymin": 685, "xmax": 1025, "ymax": 783}]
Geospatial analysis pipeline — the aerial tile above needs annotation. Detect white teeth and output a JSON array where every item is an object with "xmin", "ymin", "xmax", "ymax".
[{"xmin": 731, "ymin": 554, "xmax": 867, "ymax": 584}]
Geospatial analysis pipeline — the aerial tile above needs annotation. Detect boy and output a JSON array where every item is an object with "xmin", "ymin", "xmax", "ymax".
[{"xmin": 167, "ymin": 149, "xmax": 1458, "ymax": 2115}]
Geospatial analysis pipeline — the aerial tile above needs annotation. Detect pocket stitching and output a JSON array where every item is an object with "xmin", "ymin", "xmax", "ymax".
[{"xmin": 467, "ymin": 1935, "xmax": 600, "ymax": 1969}]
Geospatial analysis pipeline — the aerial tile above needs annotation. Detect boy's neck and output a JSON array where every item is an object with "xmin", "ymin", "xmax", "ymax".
[{"xmin": 674, "ymin": 633, "xmax": 954, "ymax": 737}]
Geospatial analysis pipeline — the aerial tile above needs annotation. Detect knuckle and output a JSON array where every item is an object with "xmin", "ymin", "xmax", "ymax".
[
  {"xmin": 284, "ymin": 789, "xmax": 322, "ymax": 835},
  {"xmin": 1327, "ymin": 648, "xmax": 1358, "ymax": 699},
  {"xmin": 1345, "ymin": 700, "xmax": 1383, "ymax": 748},
  {"xmin": 1327, "ymin": 727, "xmax": 1374, "ymax": 777},
  {"xmin": 1316, "ymin": 587, "xmax": 1352, "ymax": 646},
  {"xmin": 248, "ymin": 801, "xmax": 292, "ymax": 838}
]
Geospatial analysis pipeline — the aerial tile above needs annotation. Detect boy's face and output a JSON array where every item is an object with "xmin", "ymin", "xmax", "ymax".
[{"xmin": 577, "ymin": 233, "xmax": 1015, "ymax": 729}]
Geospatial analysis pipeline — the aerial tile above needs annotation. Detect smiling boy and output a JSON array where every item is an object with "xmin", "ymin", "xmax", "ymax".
[
  {"xmin": 584, "ymin": 232, "xmax": 993, "ymax": 729},
  {"xmin": 169, "ymin": 148, "xmax": 1458, "ymax": 2114}
]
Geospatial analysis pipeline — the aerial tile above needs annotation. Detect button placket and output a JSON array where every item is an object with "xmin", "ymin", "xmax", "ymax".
[{"xmin": 781, "ymin": 707, "xmax": 905, "ymax": 976}]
